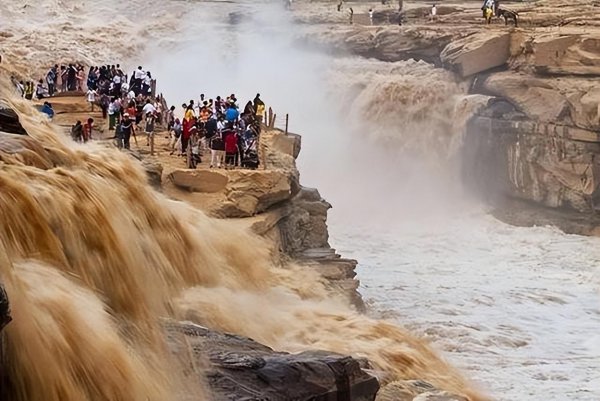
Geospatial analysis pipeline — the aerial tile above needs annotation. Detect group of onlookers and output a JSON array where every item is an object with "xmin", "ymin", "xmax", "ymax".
[
  {"xmin": 15, "ymin": 61, "xmax": 266, "ymax": 171},
  {"xmin": 168, "ymin": 93, "xmax": 266, "ymax": 169},
  {"xmin": 14, "ymin": 63, "xmax": 86, "ymax": 100}
]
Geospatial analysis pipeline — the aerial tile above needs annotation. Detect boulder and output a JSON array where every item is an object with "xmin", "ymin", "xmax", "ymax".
[
  {"xmin": 441, "ymin": 31, "xmax": 511, "ymax": 77},
  {"xmin": 168, "ymin": 169, "xmax": 293, "ymax": 218},
  {"xmin": 168, "ymin": 169, "xmax": 229, "ymax": 193},
  {"xmin": 166, "ymin": 321, "xmax": 380, "ymax": 401}
]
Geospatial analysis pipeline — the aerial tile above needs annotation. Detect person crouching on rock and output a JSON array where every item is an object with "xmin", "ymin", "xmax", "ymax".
[
  {"xmin": 71, "ymin": 120, "xmax": 83, "ymax": 142},
  {"xmin": 40, "ymin": 101, "xmax": 54, "ymax": 119},
  {"xmin": 83, "ymin": 118, "xmax": 94, "ymax": 143}
]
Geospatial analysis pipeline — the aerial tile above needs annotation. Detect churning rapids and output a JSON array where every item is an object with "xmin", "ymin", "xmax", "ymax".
[{"xmin": 0, "ymin": 1, "xmax": 599, "ymax": 401}]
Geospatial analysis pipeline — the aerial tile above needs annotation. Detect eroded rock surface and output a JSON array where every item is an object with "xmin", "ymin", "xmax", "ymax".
[{"xmin": 166, "ymin": 321, "xmax": 380, "ymax": 401}]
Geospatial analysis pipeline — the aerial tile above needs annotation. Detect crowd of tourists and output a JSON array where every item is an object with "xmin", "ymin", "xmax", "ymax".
[
  {"xmin": 67, "ymin": 64, "xmax": 160, "ymax": 145},
  {"xmin": 14, "ymin": 63, "xmax": 87, "ymax": 100},
  {"xmin": 166, "ymin": 93, "xmax": 266, "ymax": 169},
  {"xmin": 12, "ymin": 60, "xmax": 266, "ymax": 170}
]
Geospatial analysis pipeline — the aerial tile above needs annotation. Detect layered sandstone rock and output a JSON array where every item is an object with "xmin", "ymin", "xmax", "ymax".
[
  {"xmin": 441, "ymin": 31, "xmax": 511, "ymax": 77},
  {"xmin": 168, "ymin": 168, "xmax": 293, "ymax": 217},
  {"xmin": 463, "ymin": 30, "xmax": 600, "ymax": 225}
]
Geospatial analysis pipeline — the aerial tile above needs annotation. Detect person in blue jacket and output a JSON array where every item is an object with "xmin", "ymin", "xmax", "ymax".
[
  {"xmin": 40, "ymin": 102, "xmax": 54, "ymax": 119},
  {"xmin": 225, "ymin": 102, "xmax": 239, "ymax": 123}
]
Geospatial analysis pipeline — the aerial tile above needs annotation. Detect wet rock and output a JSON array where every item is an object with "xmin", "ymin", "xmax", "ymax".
[
  {"xmin": 277, "ymin": 187, "xmax": 331, "ymax": 254},
  {"xmin": 441, "ymin": 31, "xmax": 511, "ymax": 77},
  {"xmin": 0, "ymin": 106, "xmax": 27, "ymax": 135},
  {"xmin": 141, "ymin": 159, "xmax": 163, "ymax": 190},
  {"xmin": 166, "ymin": 321, "xmax": 380, "ymax": 401},
  {"xmin": 0, "ymin": 283, "xmax": 11, "ymax": 332}
]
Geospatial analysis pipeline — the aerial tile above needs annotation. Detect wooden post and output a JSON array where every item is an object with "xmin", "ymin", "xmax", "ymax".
[
  {"xmin": 271, "ymin": 114, "xmax": 277, "ymax": 129},
  {"xmin": 285, "ymin": 114, "xmax": 289, "ymax": 134},
  {"xmin": 151, "ymin": 79, "xmax": 157, "ymax": 98},
  {"xmin": 150, "ymin": 134, "xmax": 155, "ymax": 156},
  {"xmin": 268, "ymin": 107, "xmax": 273, "ymax": 128}
]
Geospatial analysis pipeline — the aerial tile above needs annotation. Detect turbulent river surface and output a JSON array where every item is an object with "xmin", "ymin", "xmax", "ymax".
[{"xmin": 329, "ymin": 212, "xmax": 600, "ymax": 401}]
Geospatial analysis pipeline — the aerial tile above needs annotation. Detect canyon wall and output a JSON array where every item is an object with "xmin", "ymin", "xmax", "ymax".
[{"xmin": 299, "ymin": 2, "xmax": 600, "ymax": 234}]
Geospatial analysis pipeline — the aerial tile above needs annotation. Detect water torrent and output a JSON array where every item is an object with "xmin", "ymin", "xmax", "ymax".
[{"xmin": 0, "ymin": 1, "xmax": 598, "ymax": 401}]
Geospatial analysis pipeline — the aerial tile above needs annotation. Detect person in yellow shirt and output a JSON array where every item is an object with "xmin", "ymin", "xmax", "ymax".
[
  {"xmin": 184, "ymin": 103, "xmax": 195, "ymax": 121},
  {"xmin": 253, "ymin": 93, "xmax": 265, "ymax": 124}
]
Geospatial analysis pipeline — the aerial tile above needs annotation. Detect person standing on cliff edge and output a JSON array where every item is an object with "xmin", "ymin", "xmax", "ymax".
[{"xmin": 253, "ymin": 94, "xmax": 265, "ymax": 124}]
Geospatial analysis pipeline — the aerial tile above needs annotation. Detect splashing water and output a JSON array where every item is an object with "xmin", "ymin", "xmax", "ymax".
[{"xmin": 0, "ymin": 68, "xmax": 485, "ymax": 401}]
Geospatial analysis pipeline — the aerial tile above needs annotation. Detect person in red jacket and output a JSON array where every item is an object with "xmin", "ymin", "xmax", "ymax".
[
  {"xmin": 182, "ymin": 108, "xmax": 195, "ymax": 155},
  {"xmin": 223, "ymin": 124, "xmax": 238, "ymax": 167}
]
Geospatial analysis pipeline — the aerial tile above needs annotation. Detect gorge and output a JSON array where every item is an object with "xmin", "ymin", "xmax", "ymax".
[{"xmin": 0, "ymin": 1, "xmax": 599, "ymax": 401}]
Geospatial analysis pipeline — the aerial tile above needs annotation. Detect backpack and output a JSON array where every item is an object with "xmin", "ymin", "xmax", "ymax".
[{"xmin": 210, "ymin": 136, "xmax": 224, "ymax": 151}]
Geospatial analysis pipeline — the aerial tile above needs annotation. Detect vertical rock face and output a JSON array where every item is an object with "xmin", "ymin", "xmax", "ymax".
[
  {"xmin": 459, "ymin": 31, "xmax": 600, "ymax": 232},
  {"xmin": 464, "ymin": 99, "xmax": 600, "ymax": 210}
]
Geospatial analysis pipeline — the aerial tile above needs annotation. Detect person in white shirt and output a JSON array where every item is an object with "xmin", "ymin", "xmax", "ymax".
[
  {"xmin": 431, "ymin": 4, "xmax": 437, "ymax": 21},
  {"xmin": 112, "ymin": 74, "xmax": 122, "ymax": 97},
  {"xmin": 143, "ymin": 72, "xmax": 153, "ymax": 96},
  {"xmin": 86, "ymin": 88, "xmax": 98, "ymax": 111},
  {"xmin": 142, "ymin": 99, "xmax": 156, "ymax": 116},
  {"xmin": 133, "ymin": 66, "xmax": 145, "ymax": 95}
]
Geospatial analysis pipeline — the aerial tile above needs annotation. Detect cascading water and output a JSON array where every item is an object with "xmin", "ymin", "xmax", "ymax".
[{"xmin": 1, "ymin": 1, "xmax": 598, "ymax": 401}]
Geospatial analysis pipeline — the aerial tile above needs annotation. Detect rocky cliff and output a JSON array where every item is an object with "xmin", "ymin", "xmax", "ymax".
[
  {"xmin": 163, "ymin": 128, "xmax": 365, "ymax": 309},
  {"xmin": 295, "ymin": 0, "xmax": 600, "ymax": 234}
]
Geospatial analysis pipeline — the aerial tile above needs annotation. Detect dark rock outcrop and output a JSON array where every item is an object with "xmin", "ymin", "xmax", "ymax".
[
  {"xmin": 0, "ymin": 107, "xmax": 27, "ymax": 135},
  {"xmin": 166, "ymin": 321, "xmax": 380, "ymax": 401},
  {"xmin": 0, "ymin": 284, "xmax": 10, "ymax": 332}
]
